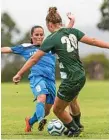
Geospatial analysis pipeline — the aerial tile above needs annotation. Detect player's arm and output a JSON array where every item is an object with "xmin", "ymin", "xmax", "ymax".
[
  {"xmin": 80, "ymin": 35, "xmax": 109, "ymax": 49},
  {"xmin": 13, "ymin": 50, "xmax": 45, "ymax": 83},
  {"xmin": 66, "ymin": 12, "xmax": 75, "ymax": 28},
  {"xmin": 1, "ymin": 47, "xmax": 13, "ymax": 53}
]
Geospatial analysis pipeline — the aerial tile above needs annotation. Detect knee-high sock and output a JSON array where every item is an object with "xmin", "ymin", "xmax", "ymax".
[
  {"xmin": 70, "ymin": 113, "xmax": 81, "ymax": 126},
  {"xmin": 64, "ymin": 119, "xmax": 79, "ymax": 130},
  {"xmin": 29, "ymin": 112, "xmax": 38, "ymax": 125},
  {"xmin": 36, "ymin": 102, "xmax": 45, "ymax": 123},
  {"xmin": 29, "ymin": 102, "xmax": 45, "ymax": 125}
]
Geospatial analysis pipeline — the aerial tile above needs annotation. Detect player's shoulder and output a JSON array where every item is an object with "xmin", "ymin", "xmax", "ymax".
[
  {"xmin": 21, "ymin": 43, "xmax": 33, "ymax": 47},
  {"xmin": 58, "ymin": 27, "xmax": 75, "ymax": 34},
  {"xmin": 62, "ymin": 27, "xmax": 80, "ymax": 31}
]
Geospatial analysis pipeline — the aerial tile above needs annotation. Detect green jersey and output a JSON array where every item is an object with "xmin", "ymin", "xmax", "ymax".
[{"xmin": 40, "ymin": 28, "xmax": 85, "ymax": 81}]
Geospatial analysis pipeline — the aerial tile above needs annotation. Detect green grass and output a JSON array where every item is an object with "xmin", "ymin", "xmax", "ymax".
[{"xmin": 1, "ymin": 81, "xmax": 109, "ymax": 139}]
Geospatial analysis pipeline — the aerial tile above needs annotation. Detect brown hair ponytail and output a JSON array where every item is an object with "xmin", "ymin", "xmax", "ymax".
[{"xmin": 46, "ymin": 7, "xmax": 62, "ymax": 24}]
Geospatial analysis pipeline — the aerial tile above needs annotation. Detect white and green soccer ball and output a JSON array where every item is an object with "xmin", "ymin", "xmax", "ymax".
[{"xmin": 47, "ymin": 119, "xmax": 65, "ymax": 136}]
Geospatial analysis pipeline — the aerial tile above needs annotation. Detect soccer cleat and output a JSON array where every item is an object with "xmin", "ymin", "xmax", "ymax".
[
  {"xmin": 64, "ymin": 123, "xmax": 84, "ymax": 135},
  {"xmin": 25, "ymin": 117, "xmax": 32, "ymax": 132},
  {"xmin": 38, "ymin": 119, "xmax": 47, "ymax": 131},
  {"xmin": 78, "ymin": 123, "xmax": 84, "ymax": 131},
  {"xmin": 67, "ymin": 128, "xmax": 81, "ymax": 137},
  {"xmin": 64, "ymin": 128, "xmax": 69, "ymax": 135}
]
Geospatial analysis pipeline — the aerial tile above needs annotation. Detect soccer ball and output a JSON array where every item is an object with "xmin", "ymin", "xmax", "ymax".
[{"xmin": 47, "ymin": 119, "xmax": 65, "ymax": 136}]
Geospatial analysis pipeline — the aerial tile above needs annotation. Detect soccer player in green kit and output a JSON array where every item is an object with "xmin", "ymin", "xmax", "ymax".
[{"xmin": 13, "ymin": 7, "xmax": 109, "ymax": 137}]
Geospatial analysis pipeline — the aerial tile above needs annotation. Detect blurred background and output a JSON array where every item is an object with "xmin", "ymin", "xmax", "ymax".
[{"xmin": 1, "ymin": 0, "xmax": 109, "ymax": 81}]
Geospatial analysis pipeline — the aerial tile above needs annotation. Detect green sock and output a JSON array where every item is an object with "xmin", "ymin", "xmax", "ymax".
[
  {"xmin": 70, "ymin": 113, "xmax": 81, "ymax": 126},
  {"xmin": 64, "ymin": 119, "xmax": 79, "ymax": 130}
]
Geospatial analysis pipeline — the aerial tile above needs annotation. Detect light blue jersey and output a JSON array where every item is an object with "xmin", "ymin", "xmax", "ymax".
[
  {"xmin": 11, "ymin": 43, "xmax": 56, "ymax": 81},
  {"xmin": 11, "ymin": 43, "xmax": 56, "ymax": 104}
]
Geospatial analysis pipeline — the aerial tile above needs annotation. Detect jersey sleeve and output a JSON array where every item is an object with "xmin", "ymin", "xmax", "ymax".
[
  {"xmin": 72, "ymin": 28, "xmax": 85, "ymax": 41},
  {"xmin": 39, "ymin": 37, "xmax": 55, "ymax": 53},
  {"xmin": 11, "ymin": 45, "xmax": 24, "ymax": 54}
]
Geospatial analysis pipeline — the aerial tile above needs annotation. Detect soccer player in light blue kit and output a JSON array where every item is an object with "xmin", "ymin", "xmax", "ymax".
[
  {"xmin": 1, "ymin": 13, "xmax": 76, "ymax": 132},
  {"xmin": 1, "ymin": 25, "xmax": 56, "ymax": 132}
]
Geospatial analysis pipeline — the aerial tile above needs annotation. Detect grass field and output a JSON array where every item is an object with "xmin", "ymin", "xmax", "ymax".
[{"xmin": 1, "ymin": 81, "xmax": 109, "ymax": 139}]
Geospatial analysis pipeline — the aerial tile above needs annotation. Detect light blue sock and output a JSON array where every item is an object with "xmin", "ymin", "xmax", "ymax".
[
  {"xmin": 29, "ymin": 112, "xmax": 38, "ymax": 125},
  {"xmin": 36, "ymin": 102, "xmax": 45, "ymax": 123},
  {"xmin": 29, "ymin": 102, "xmax": 45, "ymax": 125}
]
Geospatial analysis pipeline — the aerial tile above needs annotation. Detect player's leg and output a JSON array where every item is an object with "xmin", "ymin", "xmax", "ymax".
[
  {"xmin": 36, "ymin": 94, "xmax": 47, "ymax": 131},
  {"xmin": 45, "ymin": 104, "xmax": 53, "ymax": 116},
  {"xmin": 37, "ymin": 77, "xmax": 56, "ymax": 131},
  {"xmin": 25, "ymin": 76, "xmax": 47, "ymax": 132},
  {"xmin": 25, "ymin": 76, "xmax": 38, "ymax": 132},
  {"xmin": 37, "ymin": 103, "xmax": 53, "ymax": 131},
  {"xmin": 38, "ymin": 78, "xmax": 56, "ymax": 130},
  {"xmin": 25, "ymin": 94, "xmax": 46, "ymax": 132},
  {"xmin": 69, "ymin": 96, "xmax": 80, "ymax": 115},
  {"xmin": 25, "ymin": 96, "xmax": 46, "ymax": 132},
  {"xmin": 38, "ymin": 78, "xmax": 56, "ymax": 131},
  {"xmin": 69, "ymin": 97, "xmax": 84, "ymax": 130},
  {"xmin": 25, "ymin": 76, "xmax": 56, "ymax": 132},
  {"xmin": 55, "ymin": 77, "xmax": 86, "ymax": 137},
  {"xmin": 53, "ymin": 96, "xmax": 80, "ymax": 137},
  {"xmin": 64, "ymin": 97, "xmax": 83, "ymax": 135}
]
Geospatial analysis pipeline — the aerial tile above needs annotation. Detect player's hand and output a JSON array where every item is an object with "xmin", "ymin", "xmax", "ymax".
[
  {"xmin": 67, "ymin": 12, "xmax": 75, "ymax": 22},
  {"xmin": 13, "ymin": 74, "xmax": 21, "ymax": 84}
]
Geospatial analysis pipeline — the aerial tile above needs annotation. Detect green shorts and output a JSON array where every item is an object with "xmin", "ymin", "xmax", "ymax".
[{"xmin": 57, "ymin": 76, "xmax": 86, "ymax": 102}]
